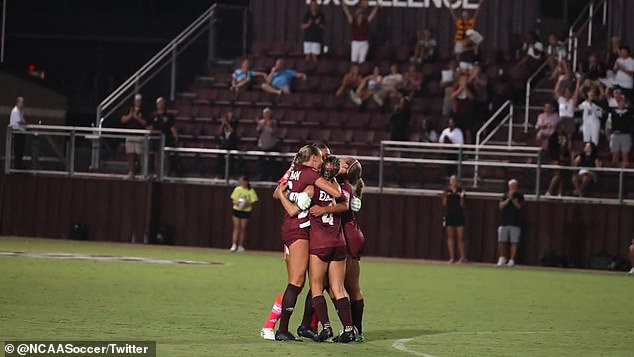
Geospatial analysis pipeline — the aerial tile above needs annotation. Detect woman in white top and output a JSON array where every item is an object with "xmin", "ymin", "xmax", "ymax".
[
  {"xmin": 554, "ymin": 75, "xmax": 580, "ymax": 137},
  {"xmin": 577, "ymin": 88, "xmax": 603, "ymax": 145},
  {"xmin": 350, "ymin": 66, "xmax": 382, "ymax": 106}
]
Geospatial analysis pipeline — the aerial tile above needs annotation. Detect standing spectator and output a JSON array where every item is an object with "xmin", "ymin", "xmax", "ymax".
[
  {"xmin": 613, "ymin": 46, "xmax": 634, "ymax": 99},
  {"xmin": 120, "ymin": 94, "xmax": 147, "ymax": 179},
  {"xmin": 578, "ymin": 88, "xmax": 603, "ymax": 145},
  {"xmin": 336, "ymin": 64, "xmax": 363, "ymax": 97},
  {"xmin": 229, "ymin": 175, "xmax": 258, "ymax": 253},
  {"xmin": 441, "ymin": 60, "xmax": 458, "ymax": 116},
  {"xmin": 373, "ymin": 64, "xmax": 403, "ymax": 106},
  {"xmin": 628, "ymin": 239, "xmax": 634, "ymax": 275},
  {"xmin": 451, "ymin": 73, "xmax": 476, "ymax": 144},
  {"xmin": 420, "ymin": 118, "xmax": 438, "ymax": 143},
  {"xmin": 350, "ymin": 65, "xmax": 382, "ymax": 106},
  {"xmin": 261, "ymin": 59, "xmax": 308, "ymax": 96},
  {"xmin": 535, "ymin": 101, "xmax": 560, "ymax": 148},
  {"xmin": 403, "ymin": 65, "xmax": 424, "ymax": 98},
  {"xmin": 219, "ymin": 111, "xmax": 239, "ymax": 150},
  {"xmin": 442, "ymin": 175, "xmax": 467, "ymax": 264},
  {"xmin": 301, "ymin": 0, "xmax": 326, "ymax": 63},
  {"xmin": 606, "ymin": 37, "xmax": 622, "ymax": 70},
  {"xmin": 342, "ymin": 2, "xmax": 380, "ymax": 64},
  {"xmin": 554, "ymin": 75, "xmax": 580, "ymax": 137},
  {"xmin": 579, "ymin": 53, "xmax": 606, "ymax": 84},
  {"xmin": 256, "ymin": 108, "xmax": 280, "ymax": 180},
  {"xmin": 458, "ymin": 30, "xmax": 483, "ymax": 70},
  {"xmin": 572, "ymin": 142, "xmax": 602, "ymax": 197},
  {"xmin": 8, "ymin": 96, "xmax": 26, "ymax": 169},
  {"xmin": 497, "ymin": 179, "xmax": 524, "ymax": 267},
  {"xmin": 231, "ymin": 59, "xmax": 266, "ymax": 95},
  {"xmin": 469, "ymin": 63, "xmax": 489, "ymax": 130},
  {"xmin": 150, "ymin": 97, "xmax": 178, "ymax": 175},
  {"xmin": 518, "ymin": 32, "xmax": 544, "ymax": 71},
  {"xmin": 546, "ymin": 121, "xmax": 571, "ymax": 196},
  {"xmin": 546, "ymin": 33, "xmax": 566, "ymax": 73},
  {"xmin": 389, "ymin": 96, "xmax": 410, "ymax": 141},
  {"xmin": 439, "ymin": 118, "xmax": 464, "ymax": 176},
  {"xmin": 448, "ymin": 1, "xmax": 484, "ymax": 58},
  {"xmin": 410, "ymin": 27, "xmax": 437, "ymax": 64},
  {"xmin": 607, "ymin": 94, "xmax": 632, "ymax": 166}
]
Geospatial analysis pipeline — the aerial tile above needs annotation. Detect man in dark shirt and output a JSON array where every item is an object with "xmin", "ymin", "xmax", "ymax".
[
  {"xmin": 497, "ymin": 179, "xmax": 524, "ymax": 267},
  {"xmin": 121, "ymin": 94, "xmax": 148, "ymax": 179},
  {"xmin": 390, "ymin": 96, "xmax": 410, "ymax": 141},
  {"xmin": 302, "ymin": 1, "xmax": 326, "ymax": 63},
  {"xmin": 150, "ymin": 97, "xmax": 178, "ymax": 175},
  {"xmin": 608, "ymin": 94, "xmax": 632, "ymax": 166}
]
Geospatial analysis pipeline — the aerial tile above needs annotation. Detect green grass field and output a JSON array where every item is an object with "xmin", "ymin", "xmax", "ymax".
[{"xmin": 1, "ymin": 237, "xmax": 632, "ymax": 356}]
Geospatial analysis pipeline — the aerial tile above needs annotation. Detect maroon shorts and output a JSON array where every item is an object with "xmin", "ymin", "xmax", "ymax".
[
  {"xmin": 343, "ymin": 223, "xmax": 365, "ymax": 260},
  {"xmin": 310, "ymin": 246, "xmax": 347, "ymax": 262},
  {"xmin": 281, "ymin": 225, "xmax": 310, "ymax": 247}
]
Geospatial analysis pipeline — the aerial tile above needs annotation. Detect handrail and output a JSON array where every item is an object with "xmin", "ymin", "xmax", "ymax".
[
  {"xmin": 476, "ymin": 100, "xmax": 513, "ymax": 147},
  {"xmin": 523, "ymin": 59, "xmax": 550, "ymax": 132},
  {"xmin": 24, "ymin": 124, "xmax": 156, "ymax": 135},
  {"xmin": 380, "ymin": 140, "xmax": 541, "ymax": 152}
]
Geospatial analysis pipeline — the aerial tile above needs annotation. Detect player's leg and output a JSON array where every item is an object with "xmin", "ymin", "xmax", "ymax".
[
  {"xmin": 309, "ymin": 254, "xmax": 332, "ymax": 342},
  {"xmin": 276, "ymin": 239, "xmax": 309, "ymax": 341},
  {"xmin": 446, "ymin": 226, "xmax": 456, "ymax": 263},
  {"xmin": 260, "ymin": 294, "xmax": 283, "ymax": 340},
  {"xmin": 296, "ymin": 291, "xmax": 319, "ymax": 340},
  {"xmin": 345, "ymin": 257, "xmax": 365, "ymax": 340},
  {"xmin": 328, "ymin": 258, "xmax": 356, "ymax": 343}
]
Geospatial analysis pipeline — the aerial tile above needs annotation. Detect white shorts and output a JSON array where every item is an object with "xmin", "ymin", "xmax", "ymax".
[
  {"xmin": 351, "ymin": 40, "xmax": 369, "ymax": 64},
  {"xmin": 303, "ymin": 41, "xmax": 321, "ymax": 55},
  {"xmin": 125, "ymin": 138, "xmax": 143, "ymax": 155}
]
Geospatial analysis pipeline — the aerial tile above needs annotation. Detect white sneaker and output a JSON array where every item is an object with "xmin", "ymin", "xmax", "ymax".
[
  {"xmin": 373, "ymin": 93, "xmax": 384, "ymax": 106},
  {"xmin": 260, "ymin": 328, "xmax": 275, "ymax": 340},
  {"xmin": 628, "ymin": 268, "xmax": 634, "ymax": 275},
  {"xmin": 497, "ymin": 257, "xmax": 507, "ymax": 266},
  {"xmin": 507, "ymin": 259, "xmax": 515, "ymax": 267},
  {"xmin": 237, "ymin": 246, "xmax": 245, "ymax": 253},
  {"xmin": 229, "ymin": 243, "xmax": 237, "ymax": 252},
  {"xmin": 349, "ymin": 90, "xmax": 362, "ymax": 106}
]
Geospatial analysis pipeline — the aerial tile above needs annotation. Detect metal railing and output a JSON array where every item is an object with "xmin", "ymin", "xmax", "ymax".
[{"xmin": 476, "ymin": 100, "xmax": 514, "ymax": 147}]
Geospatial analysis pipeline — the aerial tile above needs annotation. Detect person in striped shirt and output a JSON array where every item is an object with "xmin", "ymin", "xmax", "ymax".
[{"xmin": 448, "ymin": 1, "xmax": 485, "ymax": 58}]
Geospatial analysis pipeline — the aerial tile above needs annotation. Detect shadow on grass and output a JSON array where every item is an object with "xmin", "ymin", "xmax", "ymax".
[{"xmin": 368, "ymin": 329, "xmax": 447, "ymax": 341}]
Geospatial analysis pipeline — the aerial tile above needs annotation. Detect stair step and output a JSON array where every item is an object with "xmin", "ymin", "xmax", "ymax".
[{"xmin": 534, "ymin": 88, "xmax": 554, "ymax": 93}]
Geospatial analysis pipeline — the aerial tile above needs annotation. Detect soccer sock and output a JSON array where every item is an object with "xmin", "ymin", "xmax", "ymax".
[
  {"xmin": 335, "ymin": 297, "xmax": 354, "ymax": 332},
  {"xmin": 350, "ymin": 299, "xmax": 365, "ymax": 334},
  {"xmin": 310, "ymin": 311, "xmax": 319, "ymax": 331},
  {"xmin": 300, "ymin": 292, "xmax": 315, "ymax": 328},
  {"xmin": 312, "ymin": 295, "xmax": 331, "ymax": 330},
  {"xmin": 263, "ymin": 294, "xmax": 283, "ymax": 329},
  {"xmin": 278, "ymin": 284, "xmax": 302, "ymax": 332}
]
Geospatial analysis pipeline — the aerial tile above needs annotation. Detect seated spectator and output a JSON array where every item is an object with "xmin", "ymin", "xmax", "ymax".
[
  {"xmin": 261, "ymin": 59, "xmax": 308, "ymax": 96},
  {"xmin": 554, "ymin": 74, "xmax": 580, "ymax": 137},
  {"xmin": 579, "ymin": 53, "xmax": 606, "ymax": 84},
  {"xmin": 546, "ymin": 33, "xmax": 566, "ymax": 72},
  {"xmin": 302, "ymin": 0, "xmax": 326, "ymax": 63},
  {"xmin": 450, "ymin": 73, "xmax": 476, "ymax": 144},
  {"xmin": 546, "ymin": 121, "xmax": 571, "ymax": 196},
  {"xmin": 628, "ymin": 239, "xmax": 634, "ymax": 275},
  {"xmin": 518, "ymin": 31, "xmax": 544, "ymax": 71},
  {"xmin": 572, "ymin": 142, "xmax": 601, "ymax": 197},
  {"xmin": 420, "ymin": 118, "xmax": 438, "ymax": 143},
  {"xmin": 613, "ymin": 46, "xmax": 634, "ymax": 99},
  {"xmin": 606, "ymin": 93, "xmax": 632, "ymax": 166},
  {"xmin": 535, "ymin": 101, "xmax": 560, "ymax": 148},
  {"xmin": 402, "ymin": 65, "xmax": 423, "ymax": 98},
  {"xmin": 336, "ymin": 64, "xmax": 363, "ymax": 97},
  {"xmin": 231, "ymin": 59, "xmax": 265, "ymax": 95},
  {"xmin": 578, "ymin": 88, "xmax": 603, "ymax": 146},
  {"xmin": 373, "ymin": 64, "xmax": 404, "ymax": 106},
  {"xmin": 350, "ymin": 65, "xmax": 382, "ymax": 106},
  {"xmin": 410, "ymin": 28, "xmax": 437, "ymax": 64},
  {"xmin": 468, "ymin": 63, "xmax": 489, "ymax": 129},
  {"xmin": 439, "ymin": 118, "xmax": 464, "ymax": 145},
  {"xmin": 441, "ymin": 60, "xmax": 458, "ymax": 116},
  {"xmin": 390, "ymin": 95, "xmax": 411, "ymax": 141}
]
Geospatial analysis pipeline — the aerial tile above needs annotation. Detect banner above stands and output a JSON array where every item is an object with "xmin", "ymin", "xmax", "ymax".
[{"xmin": 305, "ymin": 0, "xmax": 480, "ymax": 10}]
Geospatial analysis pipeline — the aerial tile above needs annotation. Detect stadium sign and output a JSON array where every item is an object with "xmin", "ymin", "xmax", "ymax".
[{"xmin": 306, "ymin": 0, "xmax": 480, "ymax": 10}]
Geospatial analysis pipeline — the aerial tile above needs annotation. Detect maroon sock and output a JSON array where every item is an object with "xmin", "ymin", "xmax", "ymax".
[
  {"xmin": 300, "ymin": 292, "xmax": 315, "ymax": 329},
  {"xmin": 312, "ymin": 295, "xmax": 331, "ymax": 330},
  {"xmin": 335, "ymin": 297, "xmax": 354, "ymax": 332},
  {"xmin": 350, "ymin": 299, "xmax": 365, "ymax": 334},
  {"xmin": 278, "ymin": 284, "xmax": 302, "ymax": 332}
]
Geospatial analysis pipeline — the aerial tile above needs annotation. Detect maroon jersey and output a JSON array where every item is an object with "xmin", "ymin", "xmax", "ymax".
[
  {"xmin": 341, "ymin": 180, "xmax": 365, "ymax": 259},
  {"xmin": 309, "ymin": 184, "xmax": 348, "ymax": 250},
  {"xmin": 280, "ymin": 165, "xmax": 320, "ymax": 245}
]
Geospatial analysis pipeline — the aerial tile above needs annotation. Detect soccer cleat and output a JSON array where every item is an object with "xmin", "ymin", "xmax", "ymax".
[
  {"xmin": 317, "ymin": 327, "xmax": 334, "ymax": 342},
  {"xmin": 297, "ymin": 326, "xmax": 319, "ymax": 342},
  {"xmin": 275, "ymin": 330, "xmax": 301, "ymax": 342},
  {"xmin": 628, "ymin": 268, "xmax": 634, "ymax": 275},
  {"xmin": 372, "ymin": 93, "xmax": 384, "ymax": 106},
  {"xmin": 507, "ymin": 259, "xmax": 515, "ymax": 267},
  {"xmin": 334, "ymin": 330, "xmax": 356, "ymax": 343},
  {"xmin": 355, "ymin": 333, "xmax": 365, "ymax": 342},
  {"xmin": 229, "ymin": 243, "xmax": 237, "ymax": 252},
  {"xmin": 237, "ymin": 246, "xmax": 245, "ymax": 253},
  {"xmin": 497, "ymin": 256, "xmax": 507, "ymax": 266},
  {"xmin": 260, "ymin": 328, "xmax": 275, "ymax": 341}
]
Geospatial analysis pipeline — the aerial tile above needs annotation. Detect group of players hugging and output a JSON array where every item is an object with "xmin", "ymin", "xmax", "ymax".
[{"xmin": 259, "ymin": 143, "xmax": 366, "ymax": 343}]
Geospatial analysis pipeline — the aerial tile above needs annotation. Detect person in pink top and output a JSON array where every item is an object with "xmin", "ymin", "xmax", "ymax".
[{"xmin": 535, "ymin": 101, "xmax": 560, "ymax": 148}]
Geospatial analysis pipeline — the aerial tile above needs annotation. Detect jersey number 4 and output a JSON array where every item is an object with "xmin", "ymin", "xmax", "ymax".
[{"xmin": 321, "ymin": 213, "xmax": 334, "ymax": 226}]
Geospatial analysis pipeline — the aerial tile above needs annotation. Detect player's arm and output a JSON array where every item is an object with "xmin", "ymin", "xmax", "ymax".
[
  {"xmin": 310, "ymin": 201, "xmax": 348, "ymax": 216},
  {"xmin": 315, "ymin": 177, "xmax": 342, "ymax": 198}
]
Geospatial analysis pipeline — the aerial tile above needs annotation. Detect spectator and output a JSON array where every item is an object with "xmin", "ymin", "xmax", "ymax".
[
  {"xmin": 256, "ymin": 108, "xmax": 280, "ymax": 180},
  {"xmin": 606, "ymin": 93, "xmax": 632, "ymax": 166},
  {"xmin": 373, "ymin": 64, "xmax": 403, "ymax": 106},
  {"xmin": 120, "ymin": 94, "xmax": 148, "ymax": 179},
  {"xmin": 403, "ymin": 64, "xmax": 423, "ymax": 98},
  {"xmin": 150, "ymin": 97, "xmax": 178, "ymax": 175},
  {"xmin": 518, "ymin": 32, "xmax": 544, "ymax": 70},
  {"xmin": 389, "ymin": 95, "xmax": 410, "ymax": 141},
  {"xmin": 451, "ymin": 73, "xmax": 476, "ymax": 144},
  {"xmin": 535, "ymin": 101, "xmax": 560, "ymax": 148},
  {"xmin": 229, "ymin": 175, "xmax": 258, "ymax": 253},
  {"xmin": 439, "ymin": 118, "xmax": 464, "ymax": 146},
  {"xmin": 554, "ymin": 75, "xmax": 580, "ymax": 137},
  {"xmin": 441, "ymin": 60, "xmax": 458, "ymax": 116},
  {"xmin": 448, "ymin": 1, "xmax": 484, "ymax": 58},
  {"xmin": 218, "ymin": 111, "xmax": 239, "ymax": 150},
  {"xmin": 458, "ymin": 30, "xmax": 483, "ymax": 70},
  {"xmin": 231, "ymin": 59, "xmax": 266, "ymax": 95},
  {"xmin": 578, "ymin": 88, "xmax": 603, "ymax": 145},
  {"xmin": 469, "ymin": 63, "xmax": 489, "ymax": 130},
  {"xmin": 342, "ymin": 2, "xmax": 380, "ymax": 64},
  {"xmin": 442, "ymin": 175, "xmax": 467, "ymax": 264},
  {"xmin": 606, "ymin": 37, "xmax": 622, "ymax": 70},
  {"xmin": 613, "ymin": 46, "xmax": 634, "ymax": 99},
  {"xmin": 8, "ymin": 96, "xmax": 26, "ymax": 169},
  {"xmin": 410, "ymin": 27, "xmax": 437, "ymax": 64},
  {"xmin": 350, "ymin": 65, "xmax": 382, "ymax": 106},
  {"xmin": 628, "ymin": 239, "xmax": 634, "ymax": 275},
  {"xmin": 546, "ymin": 33, "xmax": 566, "ymax": 73},
  {"xmin": 572, "ymin": 142, "xmax": 602, "ymax": 197},
  {"xmin": 261, "ymin": 59, "xmax": 308, "ymax": 96},
  {"xmin": 301, "ymin": 0, "xmax": 326, "ymax": 63},
  {"xmin": 546, "ymin": 121, "xmax": 571, "ymax": 197},
  {"xmin": 336, "ymin": 64, "xmax": 363, "ymax": 97},
  {"xmin": 579, "ymin": 53, "xmax": 606, "ymax": 84},
  {"xmin": 497, "ymin": 179, "xmax": 524, "ymax": 267},
  {"xmin": 420, "ymin": 118, "xmax": 438, "ymax": 143}
]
